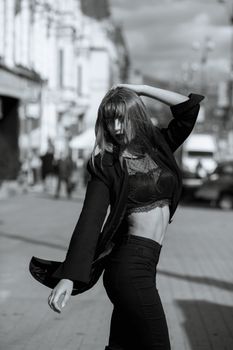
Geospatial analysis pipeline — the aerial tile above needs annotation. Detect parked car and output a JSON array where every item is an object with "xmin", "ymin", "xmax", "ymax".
[
  {"xmin": 181, "ymin": 133, "xmax": 217, "ymax": 175},
  {"xmin": 182, "ymin": 165, "xmax": 205, "ymax": 195},
  {"xmin": 181, "ymin": 133, "xmax": 218, "ymax": 198},
  {"xmin": 194, "ymin": 161, "xmax": 233, "ymax": 210}
]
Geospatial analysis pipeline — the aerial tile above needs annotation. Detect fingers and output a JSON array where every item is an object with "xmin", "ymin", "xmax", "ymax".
[
  {"xmin": 48, "ymin": 298, "xmax": 58, "ymax": 313},
  {"xmin": 48, "ymin": 280, "xmax": 73, "ymax": 313},
  {"xmin": 48, "ymin": 292, "xmax": 57, "ymax": 313},
  {"xmin": 48, "ymin": 291, "xmax": 62, "ymax": 313},
  {"xmin": 61, "ymin": 290, "xmax": 71, "ymax": 309},
  {"xmin": 111, "ymin": 83, "xmax": 125, "ymax": 90},
  {"xmin": 48, "ymin": 293, "xmax": 56, "ymax": 312},
  {"xmin": 110, "ymin": 84, "xmax": 140, "ymax": 94},
  {"xmin": 110, "ymin": 84, "xmax": 118, "ymax": 90},
  {"xmin": 48, "ymin": 289, "xmax": 71, "ymax": 313},
  {"xmin": 52, "ymin": 293, "xmax": 62, "ymax": 313}
]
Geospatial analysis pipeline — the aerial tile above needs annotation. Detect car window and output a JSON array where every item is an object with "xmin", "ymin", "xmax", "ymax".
[
  {"xmin": 222, "ymin": 165, "xmax": 233, "ymax": 175},
  {"xmin": 215, "ymin": 164, "xmax": 233, "ymax": 175},
  {"xmin": 213, "ymin": 163, "xmax": 233, "ymax": 174},
  {"xmin": 187, "ymin": 151, "xmax": 214, "ymax": 158}
]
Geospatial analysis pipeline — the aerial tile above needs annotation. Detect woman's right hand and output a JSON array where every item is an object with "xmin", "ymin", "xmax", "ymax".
[{"xmin": 48, "ymin": 279, "xmax": 73, "ymax": 313}]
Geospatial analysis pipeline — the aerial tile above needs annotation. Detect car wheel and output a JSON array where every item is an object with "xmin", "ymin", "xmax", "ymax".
[{"xmin": 217, "ymin": 194, "xmax": 233, "ymax": 210}]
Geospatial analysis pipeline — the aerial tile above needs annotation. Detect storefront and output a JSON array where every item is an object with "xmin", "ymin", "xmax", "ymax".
[{"xmin": 0, "ymin": 66, "xmax": 43, "ymax": 180}]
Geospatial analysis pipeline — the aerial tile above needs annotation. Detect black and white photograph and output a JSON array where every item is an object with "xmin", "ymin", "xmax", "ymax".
[{"xmin": 0, "ymin": 0, "xmax": 233, "ymax": 349}]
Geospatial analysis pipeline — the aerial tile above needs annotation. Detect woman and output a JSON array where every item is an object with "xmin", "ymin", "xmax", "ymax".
[{"xmin": 47, "ymin": 84, "xmax": 204, "ymax": 349}]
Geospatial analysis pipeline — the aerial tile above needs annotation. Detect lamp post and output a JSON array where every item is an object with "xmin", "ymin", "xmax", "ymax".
[
  {"xmin": 218, "ymin": 0, "xmax": 233, "ymax": 153},
  {"xmin": 192, "ymin": 36, "xmax": 215, "ymax": 95},
  {"xmin": 192, "ymin": 37, "xmax": 214, "ymax": 132}
]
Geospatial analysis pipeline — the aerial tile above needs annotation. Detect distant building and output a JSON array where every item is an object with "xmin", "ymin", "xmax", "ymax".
[
  {"xmin": 77, "ymin": 0, "xmax": 130, "ymax": 129},
  {"xmin": 0, "ymin": 0, "xmax": 129, "ymax": 180},
  {"xmin": 0, "ymin": 0, "xmax": 44, "ymax": 179}
]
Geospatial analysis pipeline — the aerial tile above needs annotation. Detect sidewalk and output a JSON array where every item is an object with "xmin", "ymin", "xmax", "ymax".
[
  {"xmin": 0, "ymin": 177, "xmax": 87, "ymax": 202},
  {"xmin": 0, "ymin": 194, "xmax": 233, "ymax": 350}
]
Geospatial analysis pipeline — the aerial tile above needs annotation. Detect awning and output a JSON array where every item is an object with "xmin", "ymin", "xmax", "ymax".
[
  {"xmin": 0, "ymin": 67, "xmax": 42, "ymax": 101},
  {"xmin": 69, "ymin": 128, "xmax": 96, "ymax": 150}
]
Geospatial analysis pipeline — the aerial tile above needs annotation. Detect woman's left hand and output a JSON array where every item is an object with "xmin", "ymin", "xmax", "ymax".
[{"xmin": 110, "ymin": 83, "xmax": 143, "ymax": 95}]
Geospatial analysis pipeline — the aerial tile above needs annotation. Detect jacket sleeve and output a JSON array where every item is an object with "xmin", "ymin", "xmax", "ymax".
[
  {"xmin": 51, "ymin": 156, "xmax": 110, "ymax": 284},
  {"xmin": 159, "ymin": 93, "xmax": 205, "ymax": 153}
]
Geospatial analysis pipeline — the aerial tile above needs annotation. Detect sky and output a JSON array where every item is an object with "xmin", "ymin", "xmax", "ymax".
[{"xmin": 110, "ymin": 0, "xmax": 233, "ymax": 84}]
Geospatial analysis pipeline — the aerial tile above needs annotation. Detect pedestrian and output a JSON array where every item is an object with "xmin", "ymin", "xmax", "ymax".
[
  {"xmin": 54, "ymin": 151, "xmax": 76, "ymax": 199},
  {"xmin": 30, "ymin": 84, "xmax": 204, "ymax": 349},
  {"xmin": 40, "ymin": 140, "xmax": 55, "ymax": 192},
  {"xmin": 82, "ymin": 156, "xmax": 91, "ymax": 186},
  {"xmin": 31, "ymin": 150, "xmax": 42, "ymax": 185}
]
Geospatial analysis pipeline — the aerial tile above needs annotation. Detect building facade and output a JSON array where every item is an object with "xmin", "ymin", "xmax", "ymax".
[{"xmin": 0, "ymin": 0, "xmax": 129, "ymax": 180}]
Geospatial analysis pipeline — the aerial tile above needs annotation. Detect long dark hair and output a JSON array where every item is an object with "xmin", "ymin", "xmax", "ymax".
[{"xmin": 92, "ymin": 87, "xmax": 160, "ymax": 168}]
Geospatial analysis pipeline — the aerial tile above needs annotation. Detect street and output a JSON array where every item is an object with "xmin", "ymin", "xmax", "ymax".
[{"xmin": 0, "ymin": 193, "xmax": 233, "ymax": 350}]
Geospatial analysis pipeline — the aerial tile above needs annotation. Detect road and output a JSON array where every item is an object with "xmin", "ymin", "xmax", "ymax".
[{"xmin": 0, "ymin": 192, "xmax": 233, "ymax": 350}]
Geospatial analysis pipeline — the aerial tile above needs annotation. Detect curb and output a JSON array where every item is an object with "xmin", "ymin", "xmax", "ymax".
[{"xmin": 0, "ymin": 181, "xmax": 26, "ymax": 200}]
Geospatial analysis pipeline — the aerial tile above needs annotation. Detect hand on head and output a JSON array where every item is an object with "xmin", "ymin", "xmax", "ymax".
[{"xmin": 110, "ymin": 83, "xmax": 142, "ymax": 95}]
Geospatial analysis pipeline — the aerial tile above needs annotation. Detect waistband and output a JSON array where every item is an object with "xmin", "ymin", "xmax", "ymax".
[{"xmin": 116, "ymin": 233, "xmax": 162, "ymax": 251}]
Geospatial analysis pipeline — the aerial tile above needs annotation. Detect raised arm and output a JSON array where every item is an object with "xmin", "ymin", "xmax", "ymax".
[
  {"xmin": 159, "ymin": 92, "xmax": 205, "ymax": 153},
  {"xmin": 112, "ymin": 84, "xmax": 205, "ymax": 153},
  {"xmin": 112, "ymin": 83, "xmax": 189, "ymax": 106},
  {"xmin": 137, "ymin": 85, "xmax": 190, "ymax": 106}
]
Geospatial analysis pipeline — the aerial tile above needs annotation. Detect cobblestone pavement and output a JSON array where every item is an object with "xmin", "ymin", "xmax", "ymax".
[{"xmin": 0, "ymin": 192, "xmax": 233, "ymax": 350}]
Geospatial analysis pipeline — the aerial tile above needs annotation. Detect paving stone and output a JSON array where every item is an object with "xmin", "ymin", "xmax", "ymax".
[{"xmin": 0, "ymin": 194, "xmax": 233, "ymax": 350}]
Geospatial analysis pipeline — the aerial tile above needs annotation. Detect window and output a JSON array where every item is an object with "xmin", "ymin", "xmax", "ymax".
[
  {"xmin": 77, "ymin": 65, "xmax": 82, "ymax": 95},
  {"xmin": 58, "ymin": 49, "xmax": 64, "ymax": 88}
]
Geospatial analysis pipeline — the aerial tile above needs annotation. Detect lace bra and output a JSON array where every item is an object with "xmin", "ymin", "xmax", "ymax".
[{"xmin": 124, "ymin": 153, "xmax": 175, "ymax": 215}]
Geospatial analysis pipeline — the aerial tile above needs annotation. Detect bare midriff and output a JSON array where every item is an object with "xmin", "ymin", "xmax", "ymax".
[
  {"xmin": 121, "ymin": 150, "xmax": 172, "ymax": 246},
  {"xmin": 127, "ymin": 205, "xmax": 170, "ymax": 245}
]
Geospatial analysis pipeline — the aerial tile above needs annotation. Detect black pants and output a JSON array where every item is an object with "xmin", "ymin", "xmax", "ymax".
[
  {"xmin": 103, "ymin": 234, "xmax": 171, "ymax": 350},
  {"xmin": 55, "ymin": 177, "xmax": 73, "ymax": 198}
]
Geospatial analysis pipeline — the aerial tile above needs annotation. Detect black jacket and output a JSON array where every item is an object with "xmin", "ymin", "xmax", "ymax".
[{"xmin": 50, "ymin": 92, "xmax": 204, "ymax": 286}]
